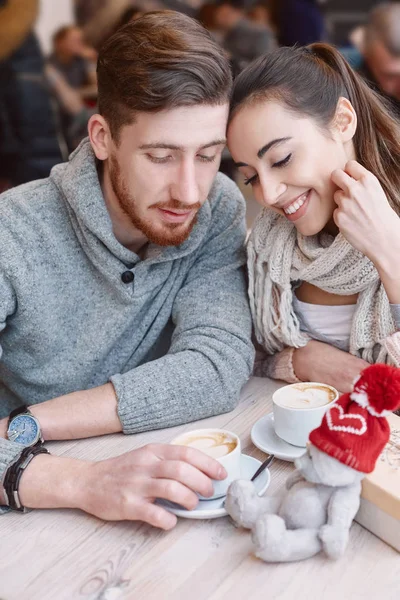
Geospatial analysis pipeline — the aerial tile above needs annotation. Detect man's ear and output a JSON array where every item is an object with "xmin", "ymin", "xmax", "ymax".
[
  {"xmin": 333, "ymin": 97, "xmax": 357, "ymax": 143},
  {"xmin": 88, "ymin": 114, "xmax": 112, "ymax": 160}
]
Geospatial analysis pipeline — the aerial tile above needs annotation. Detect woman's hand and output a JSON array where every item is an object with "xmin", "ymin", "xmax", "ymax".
[
  {"xmin": 331, "ymin": 160, "xmax": 400, "ymax": 262},
  {"xmin": 292, "ymin": 340, "xmax": 369, "ymax": 394},
  {"xmin": 331, "ymin": 160, "xmax": 400, "ymax": 303}
]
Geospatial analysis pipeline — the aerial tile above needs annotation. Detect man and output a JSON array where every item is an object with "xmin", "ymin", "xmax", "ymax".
[
  {"xmin": 0, "ymin": 11, "xmax": 254, "ymax": 530},
  {"xmin": 213, "ymin": 0, "xmax": 276, "ymax": 73},
  {"xmin": 358, "ymin": 3, "xmax": 400, "ymax": 115},
  {"xmin": 48, "ymin": 25, "xmax": 97, "ymax": 91}
]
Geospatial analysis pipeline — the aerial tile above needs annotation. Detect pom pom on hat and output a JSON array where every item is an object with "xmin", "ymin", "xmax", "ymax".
[{"xmin": 351, "ymin": 364, "xmax": 400, "ymax": 416}]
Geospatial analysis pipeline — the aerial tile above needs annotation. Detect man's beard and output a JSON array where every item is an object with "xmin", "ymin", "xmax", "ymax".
[{"xmin": 109, "ymin": 156, "xmax": 201, "ymax": 247}]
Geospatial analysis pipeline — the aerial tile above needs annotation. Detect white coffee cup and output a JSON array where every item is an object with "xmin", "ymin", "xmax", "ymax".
[
  {"xmin": 170, "ymin": 428, "xmax": 241, "ymax": 500},
  {"xmin": 272, "ymin": 382, "xmax": 339, "ymax": 447}
]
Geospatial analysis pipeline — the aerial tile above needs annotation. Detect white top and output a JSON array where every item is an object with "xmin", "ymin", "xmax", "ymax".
[{"xmin": 293, "ymin": 296, "xmax": 356, "ymax": 344}]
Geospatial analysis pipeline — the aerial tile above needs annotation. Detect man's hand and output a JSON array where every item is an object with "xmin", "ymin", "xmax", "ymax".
[
  {"xmin": 79, "ymin": 444, "xmax": 226, "ymax": 529},
  {"xmin": 292, "ymin": 340, "xmax": 369, "ymax": 393},
  {"xmin": 18, "ymin": 443, "xmax": 227, "ymax": 530}
]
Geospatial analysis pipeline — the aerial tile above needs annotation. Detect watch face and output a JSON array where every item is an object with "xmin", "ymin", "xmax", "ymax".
[{"xmin": 7, "ymin": 415, "xmax": 40, "ymax": 446}]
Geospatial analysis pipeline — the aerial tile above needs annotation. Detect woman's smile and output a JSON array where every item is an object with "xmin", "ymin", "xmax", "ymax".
[{"xmin": 281, "ymin": 189, "xmax": 312, "ymax": 221}]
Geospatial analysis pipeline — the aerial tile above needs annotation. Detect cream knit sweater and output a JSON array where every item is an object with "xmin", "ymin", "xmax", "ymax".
[{"xmin": 248, "ymin": 209, "xmax": 400, "ymax": 381}]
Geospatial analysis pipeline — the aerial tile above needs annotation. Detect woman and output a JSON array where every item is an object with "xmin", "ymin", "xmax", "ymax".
[{"xmin": 227, "ymin": 44, "xmax": 400, "ymax": 393}]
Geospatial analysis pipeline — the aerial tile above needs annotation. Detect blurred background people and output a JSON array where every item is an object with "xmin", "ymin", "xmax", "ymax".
[
  {"xmin": 213, "ymin": 0, "xmax": 276, "ymax": 73},
  {"xmin": 275, "ymin": 0, "xmax": 325, "ymax": 47},
  {"xmin": 0, "ymin": 0, "xmax": 62, "ymax": 191},
  {"xmin": 47, "ymin": 24, "xmax": 97, "ymax": 150},
  {"xmin": 1, "ymin": 0, "xmax": 394, "ymax": 203},
  {"xmin": 247, "ymin": 1, "xmax": 275, "ymax": 32},
  {"xmin": 45, "ymin": 62, "xmax": 93, "ymax": 151},
  {"xmin": 358, "ymin": 2, "xmax": 400, "ymax": 115},
  {"xmin": 197, "ymin": 1, "xmax": 221, "ymax": 37},
  {"xmin": 74, "ymin": 0, "xmax": 153, "ymax": 49},
  {"xmin": 112, "ymin": 6, "xmax": 143, "ymax": 31},
  {"xmin": 48, "ymin": 25, "xmax": 97, "ymax": 91}
]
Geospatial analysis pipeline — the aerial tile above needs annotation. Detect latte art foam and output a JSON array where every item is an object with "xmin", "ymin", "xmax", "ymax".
[
  {"xmin": 174, "ymin": 432, "xmax": 237, "ymax": 458},
  {"xmin": 276, "ymin": 383, "xmax": 337, "ymax": 409}
]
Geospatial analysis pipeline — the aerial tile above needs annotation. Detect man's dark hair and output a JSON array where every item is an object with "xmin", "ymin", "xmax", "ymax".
[{"xmin": 97, "ymin": 10, "xmax": 232, "ymax": 143}]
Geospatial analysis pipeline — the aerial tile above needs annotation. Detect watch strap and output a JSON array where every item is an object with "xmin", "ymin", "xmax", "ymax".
[
  {"xmin": 7, "ymin": 405, "xmax": 30, "ymax": 429},
  {"xmin": 3, "ymin": 444, "xmax": 50, "ymax": 512}
]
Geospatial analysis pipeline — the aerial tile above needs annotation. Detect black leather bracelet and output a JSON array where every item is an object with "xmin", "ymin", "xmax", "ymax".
[{"xmin": 3, "ymin": 444, "xmax": 50, "ymax": 512}]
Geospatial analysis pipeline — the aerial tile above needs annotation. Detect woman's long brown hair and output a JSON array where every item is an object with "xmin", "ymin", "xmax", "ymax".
[{"xmin": 230, "ymin": 43, "xmax": 400, "ymax": 215}]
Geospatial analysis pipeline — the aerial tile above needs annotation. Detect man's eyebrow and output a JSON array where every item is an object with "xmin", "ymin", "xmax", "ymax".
[
  {"xmin": 138, "ymin": 139, "xmax": 226, "ymax": 152},
  {"xmin": 233, "ymin": 137, "xmax": 292, "ymax": 167},
  {"xmin": 139, "ymin": 143, "xmax": 182, "ymax": 151},
  {"xmin": 200, "ymin": 139, "xmax": 227, "ymax": 150}
]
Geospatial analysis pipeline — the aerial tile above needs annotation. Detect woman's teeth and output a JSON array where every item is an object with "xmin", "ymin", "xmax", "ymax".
[{"xmin": 284, "ymin": 192, "xmax": 308, "ymax": 215}]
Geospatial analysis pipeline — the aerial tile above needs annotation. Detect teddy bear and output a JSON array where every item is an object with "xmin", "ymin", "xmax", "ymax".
[{"xmin": 225, "ymin": 364, "xmax": 400, "ymax": 562}]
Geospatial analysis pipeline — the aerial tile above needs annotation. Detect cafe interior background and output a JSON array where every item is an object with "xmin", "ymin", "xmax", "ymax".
[{"xmin": 0, "ymin": 0, "xmax": 387, "ymax": 228}]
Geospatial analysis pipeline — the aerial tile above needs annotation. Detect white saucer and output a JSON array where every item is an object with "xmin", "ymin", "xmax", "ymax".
[
  {"xmin": 251, "ymin": 413, "xmax": 307, "ymax": 462},
  {"xmin": 157, "ymin": 454, "xmax": 270, "ymax": 520}
]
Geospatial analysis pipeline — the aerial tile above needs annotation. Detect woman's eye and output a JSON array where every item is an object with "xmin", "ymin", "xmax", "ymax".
[
  {"xmin": 244, "ymin": 173, "xmax": 259, "ymax": 186},
  {"xmin": 273, "ymin": 153, "xmax": 292, "ymax": 168},
  {"xmin": 147, "ymin": 154, "xmax": 171, "ymax": 164}
]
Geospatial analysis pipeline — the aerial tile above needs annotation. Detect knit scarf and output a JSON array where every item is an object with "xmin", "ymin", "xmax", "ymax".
[{"xmin": 247, "ymin": 209, "xmax": 396, "ymax": 365}]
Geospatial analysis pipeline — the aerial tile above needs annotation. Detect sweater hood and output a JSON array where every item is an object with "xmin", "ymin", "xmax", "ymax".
[{"xmin": 49, "ymin": 138, "xmax": 212, "ymax": 266}]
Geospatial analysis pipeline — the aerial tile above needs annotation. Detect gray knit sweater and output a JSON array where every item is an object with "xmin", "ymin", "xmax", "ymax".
[{"xmin": 0, "ymin": 139, "xmax": 254, "ymax": 507}]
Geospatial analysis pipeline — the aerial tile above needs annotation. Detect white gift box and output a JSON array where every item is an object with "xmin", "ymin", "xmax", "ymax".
[{"xmin": 355, "ymin": 413, "xmax": 400, "ymax": 552}]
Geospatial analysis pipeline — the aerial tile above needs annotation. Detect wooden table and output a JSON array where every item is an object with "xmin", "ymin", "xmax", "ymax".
[{"xmin": 1, "ymin": 377, "xmax": 399, "ymax": 600}]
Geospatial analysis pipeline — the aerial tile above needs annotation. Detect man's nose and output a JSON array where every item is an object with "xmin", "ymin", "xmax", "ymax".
[{"xmin": 172, "ymin": 160, "xmax": 200, "ymax": 206}]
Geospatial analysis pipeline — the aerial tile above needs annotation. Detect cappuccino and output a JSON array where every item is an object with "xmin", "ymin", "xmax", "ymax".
[
  {"xmin": 275, "ymin": 383, "xmax": 337, "ymax": 409},
  {"xmin": 170, "ymin": 428, "xmax": 241, "ymax": 499},
  {"xmin": 172, "ymin": 431, "xmax": 237, "ymax": 459},
  {"xmin": 272, "ymin": 382, "xmax": 339, "ymax": 447}
]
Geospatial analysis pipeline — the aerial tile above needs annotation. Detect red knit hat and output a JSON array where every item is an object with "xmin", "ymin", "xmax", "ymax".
[{"xmin": 309, "ymin": 364, "xmax": 400, "ymax": 473}]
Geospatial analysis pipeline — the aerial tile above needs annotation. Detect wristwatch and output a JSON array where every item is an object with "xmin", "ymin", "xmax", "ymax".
[{"xmin": 7, "ymin": 405, "xmax": 43, "ymax": 447}]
